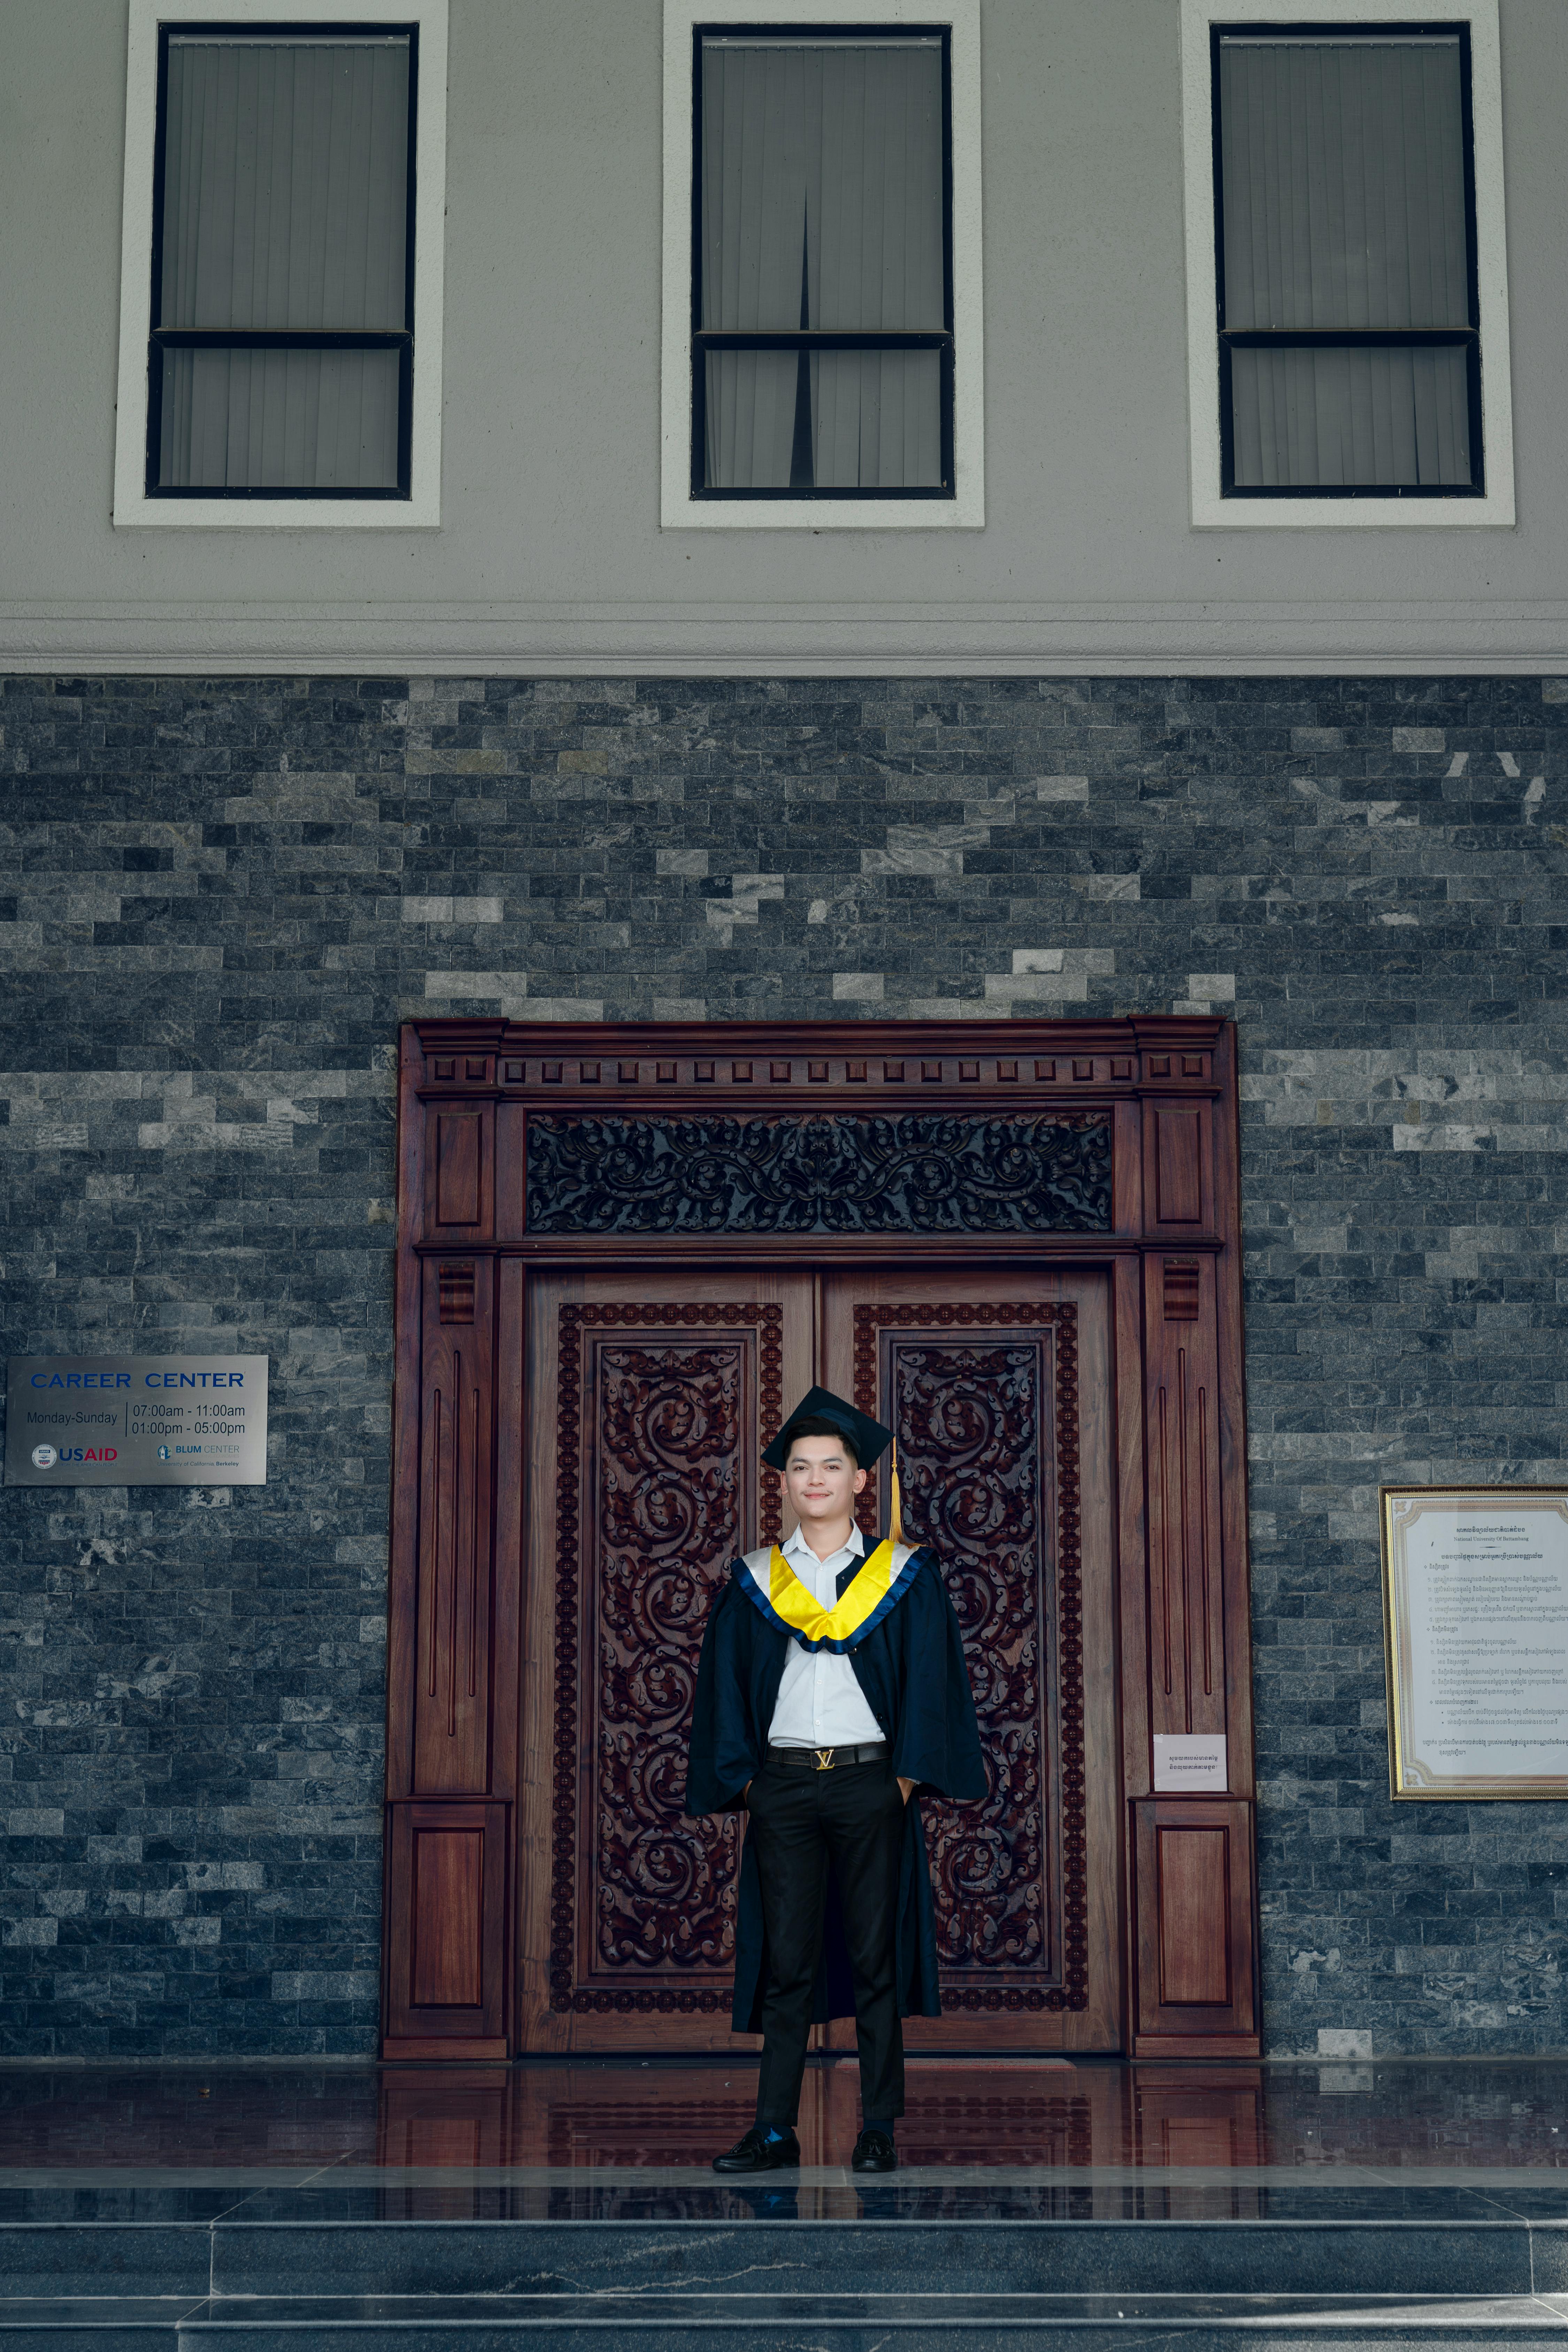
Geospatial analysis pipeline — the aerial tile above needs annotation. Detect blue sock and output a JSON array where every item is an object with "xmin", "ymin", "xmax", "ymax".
[
  {"xmin": 758, "ymin": 2123, "xmax": 789, "ymax": 2143},
  {"xmin": 863, "ymin": 2117, "xmax": 894, "ymax": 2135}
]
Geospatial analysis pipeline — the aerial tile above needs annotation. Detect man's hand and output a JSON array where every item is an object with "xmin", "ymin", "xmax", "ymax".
[{"xmin": 898, "ymin": 1776, "xmax": 915, "ymax": 1804}]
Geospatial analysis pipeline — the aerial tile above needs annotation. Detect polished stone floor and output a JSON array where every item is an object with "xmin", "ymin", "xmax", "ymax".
[{"xmin": 4, "ymin": 2056, "xmax": 1568, "ymax": 2225}]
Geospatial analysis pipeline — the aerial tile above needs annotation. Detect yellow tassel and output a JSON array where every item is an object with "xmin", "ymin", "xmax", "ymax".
[{"xmin": 888, "ymin": 1439, "xmax": 904, "ymax": 1548}]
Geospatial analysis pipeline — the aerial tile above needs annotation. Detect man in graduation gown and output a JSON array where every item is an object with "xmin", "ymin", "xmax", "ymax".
[{"xmin": 685, "ymin": 1386, "xmax": 986, "ymax": 2176}]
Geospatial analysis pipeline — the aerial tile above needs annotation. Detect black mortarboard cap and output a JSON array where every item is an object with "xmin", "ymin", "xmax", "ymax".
[{"xmin": 761, "ymin": 1385, "xmax": 893, "ymax": 1474}]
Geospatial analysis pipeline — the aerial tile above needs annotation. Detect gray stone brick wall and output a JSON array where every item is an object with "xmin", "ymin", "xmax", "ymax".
[{"xmin": 1, "ymin": 671, "xmax": 1566, "ymax": 2057}]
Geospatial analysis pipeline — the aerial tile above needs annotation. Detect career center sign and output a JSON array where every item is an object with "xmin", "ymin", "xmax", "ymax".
[{"xmin": 5, "ymin": 1356, "xmax": 268, "ymax": 1486}]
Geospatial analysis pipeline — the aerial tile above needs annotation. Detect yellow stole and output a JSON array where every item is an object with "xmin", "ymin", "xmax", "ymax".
[{"xmin": 762, "ymin": 1538, "xmax": 906, "ymax": 1651}]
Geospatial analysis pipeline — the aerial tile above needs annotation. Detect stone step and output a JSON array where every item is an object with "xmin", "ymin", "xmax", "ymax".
[
  {"xmin": 6, "ymin": 2289, "xmax": 1568, "ymax": 2350},
  {"xmin": 5, "ymin": 2216, "xmax": 1568, "ymax": 2303}
]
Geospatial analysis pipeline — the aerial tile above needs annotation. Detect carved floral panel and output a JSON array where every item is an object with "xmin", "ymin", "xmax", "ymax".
[
  {"xmin": 551, "ymin": 1302, "xmax": 782, "ymax": 2014},
  {"xmin": 855, "ymin": 1302, "xmax": 1087, "ymax": 2013},
  {"xmin": 526, "ymin": 1113, "xmax": 1111, "ymax": 1236}
]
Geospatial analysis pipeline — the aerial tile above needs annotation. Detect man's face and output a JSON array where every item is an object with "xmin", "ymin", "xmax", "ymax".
[{"xmin": 780, "ymin": 1434, "xmax": 867, "ymax": 1525}]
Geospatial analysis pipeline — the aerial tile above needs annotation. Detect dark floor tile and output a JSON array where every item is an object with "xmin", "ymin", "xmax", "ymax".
[{"xmin": 0, "ymin": 2225, "xmax": 213, "ymax": 2299}]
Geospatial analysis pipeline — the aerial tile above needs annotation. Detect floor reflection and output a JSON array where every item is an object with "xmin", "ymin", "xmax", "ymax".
[{"xmin": 3, "ymin": 2058, "xmax": 1568, "ymax": 2226}]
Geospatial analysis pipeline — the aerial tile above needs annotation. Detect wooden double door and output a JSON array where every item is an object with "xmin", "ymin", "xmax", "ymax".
[
  {"xmin": 518, "ymin": 1263, "xmax": 1118, "ymax": 2051},
  {"xmin": 381, "ymin": 1017, "xmax": 1260, "ymax": 2063}
]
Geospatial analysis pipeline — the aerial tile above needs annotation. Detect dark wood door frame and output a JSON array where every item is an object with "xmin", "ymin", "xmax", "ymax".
[{"xmin": 382, "ymin": 1016, "xmax": 1259, "ymax": 2061}]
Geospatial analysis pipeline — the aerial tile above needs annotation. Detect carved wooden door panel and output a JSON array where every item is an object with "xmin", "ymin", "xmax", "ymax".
[
  {"xmin": 820, "ymin": 1268, "xmax": 1121, "ymax": 2049},
  {"xmin": 518, "ymin": 1269, "xmax": 813, "ymax": 2050}
]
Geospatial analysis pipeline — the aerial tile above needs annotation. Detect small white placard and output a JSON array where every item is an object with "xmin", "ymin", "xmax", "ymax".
[{"xmin": 1153, "ymin": 1732, "xmax": 1228, "ymax": 1793}]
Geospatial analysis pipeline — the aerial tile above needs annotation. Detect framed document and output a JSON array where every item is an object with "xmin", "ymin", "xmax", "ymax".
[{"xmin": 1382, "ymin": 1486, "xmax": 1568, "ymax": 1799}]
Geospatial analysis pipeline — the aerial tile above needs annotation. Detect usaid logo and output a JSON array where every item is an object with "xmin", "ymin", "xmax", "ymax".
[{"xmin": 31, "ymin": 1444, "xmax": 57, "ymax": 1469}]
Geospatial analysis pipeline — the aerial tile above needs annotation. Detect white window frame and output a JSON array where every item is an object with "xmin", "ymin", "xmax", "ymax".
[
  {"xmin": 661, "ymin": 0, "xmax": 984, "ymax": 530},
  {"xmin": 1179, "ymin": 0, "xmax": 1514, "ymax": 528},
  {"xmin": 113, "ymin": 0, "xmax": 447, "ymax": 529}
]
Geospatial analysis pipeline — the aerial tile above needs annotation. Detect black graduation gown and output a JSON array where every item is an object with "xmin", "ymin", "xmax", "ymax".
[{"xmin": 684, "ymin": 1536, "xmax": 987, "ymax": 2035}]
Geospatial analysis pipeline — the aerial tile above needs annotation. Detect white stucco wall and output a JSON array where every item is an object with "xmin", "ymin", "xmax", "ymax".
[{"xmin": 2, "ymin": 0, "xmax": 1566, "ymax": 672}]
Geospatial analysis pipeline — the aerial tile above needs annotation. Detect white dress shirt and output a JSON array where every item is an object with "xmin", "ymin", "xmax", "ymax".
[{"xmin": 766, "ymin": 1521, "xmax": 887, "ymax": 1749}]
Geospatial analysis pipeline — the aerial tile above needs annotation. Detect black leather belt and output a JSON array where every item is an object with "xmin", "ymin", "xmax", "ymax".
[{"xmin": 768, "ymin": 1742, "xmax": 890, "ymax": 1770}]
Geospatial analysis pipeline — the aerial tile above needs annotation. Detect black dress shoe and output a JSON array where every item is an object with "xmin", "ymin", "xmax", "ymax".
[
  {"xmin": 712, "ymin": 2126, "xmax": 801, "ymax": 2175},
  {"xmin": 851, "ymin": 2127, "xmax": 897, "ymax": 2174}
]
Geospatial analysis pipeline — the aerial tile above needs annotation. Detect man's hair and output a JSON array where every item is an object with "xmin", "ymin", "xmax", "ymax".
[{"xmin": 781, "ymin": 1414, "xmax": 859, "ymax": 1468}]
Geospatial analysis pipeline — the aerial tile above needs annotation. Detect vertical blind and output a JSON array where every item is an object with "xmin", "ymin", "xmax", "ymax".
[
  {"xmin": 699, "ymin": 38, "xmax": 945, "ymax": 491},
  {"xmin": 156, "ymin": 35, "xmax": 411, "ymax": 491},
  {"xmin": 1219, "ymin": 36, "xmax": 1474, "ymax": 489}
]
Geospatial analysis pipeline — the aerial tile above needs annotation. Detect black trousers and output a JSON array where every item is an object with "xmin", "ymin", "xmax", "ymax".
[{"xmin": 744, "ymin": 1753, "xmax": 906, "ymax": 2127}]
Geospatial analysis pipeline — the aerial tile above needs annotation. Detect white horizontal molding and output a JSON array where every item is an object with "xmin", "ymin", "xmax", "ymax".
[{"xmin": 0, "ymin": 602, "xmax": 1566, "ymax": 676}]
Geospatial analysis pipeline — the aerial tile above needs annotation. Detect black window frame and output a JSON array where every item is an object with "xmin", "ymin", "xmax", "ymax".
[
  {"xmin": 1211, "ymin": 18, "xmax": 1484, "ymax": 500},
  {"xmin": 145, "ymin": 17, "xmax": 420, "ymax": 501},
  {"xmin": 690, "ymin": 19, "xmax": 955, "ymax": 501}
]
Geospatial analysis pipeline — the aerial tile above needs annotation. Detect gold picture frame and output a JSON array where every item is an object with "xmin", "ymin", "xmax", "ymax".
[{"xmin": 1381, "ymin": 1485, "xmax": 1568, "ymax": 1800}]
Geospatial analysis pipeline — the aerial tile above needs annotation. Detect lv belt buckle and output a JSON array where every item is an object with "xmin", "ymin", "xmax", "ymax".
[{"xmin": 815, "ymin": 1747, "xmax": 835, "ymax": 1771}]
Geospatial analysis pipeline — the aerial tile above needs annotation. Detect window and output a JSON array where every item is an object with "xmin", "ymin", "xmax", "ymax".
[
  {"xmin": 694, "ymin": 31, "xmax": 950, "ymax": 500},
  {"xmin": 662, "ymin": 0, "xmax": 983, "ymax": 529},
  {"xmin": 114, "ymin": 0, "xmax": 447, "ymax": 526},
  {"xmin": 1179, "ymin": 0, "xmax": 1513, "ymax": 526}
]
